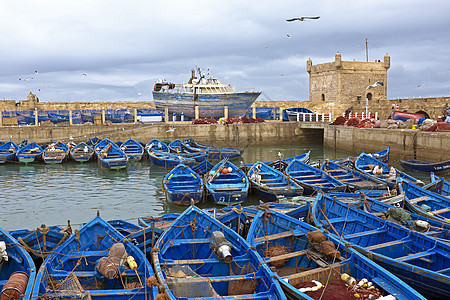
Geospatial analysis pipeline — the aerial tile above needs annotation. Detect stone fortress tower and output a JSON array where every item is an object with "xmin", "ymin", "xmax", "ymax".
[{"xmin": 307, "ymin": 52, "xmax": 390, "ymax": 103}]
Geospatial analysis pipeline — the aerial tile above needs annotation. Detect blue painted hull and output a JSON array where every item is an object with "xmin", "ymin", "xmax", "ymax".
[
  {"xmin": 153, "ymin": 91, "xmax": 261, "ymax": 118},
  {"xmin": 0, "ymin": 141, "xmax": 19, "ymax": 163},
  {"xmin": 121, "ymin": 139, "xmax": 144, "ymax": 161},
  {"xmin": 400, "ymin": 159, "xmax": 450, "ymax": 174},
  {"xmin": 95, "ymin": 138, "xmax": 128, "ymax": 169},
  {"xmin": 204, "ymin": 159, "xmax": 249, "ymax": 206},
  {"xmin": 70, "ymin": 142, "xmax": 95, "ymax": 162},
  {"xmin": 32, "ymin": 216, "xmax": 158, "ymax": 300},
  {"xmin": 163, "ymin": 164, "xmax": 203, "ymax": 206},
  {"xmin": 0, "ymin": 227, "xmax": 36, "ymax": 300},
  {"xmin": 312, "ymin": 193, "xmax": 450, "ymax": 300},
  {"xmin": 247, "ymin": 208, "xmax": 424, "ymax": 300},
  {"xmin": 148, "ymin": 150, "xmax": 196, "ymax": 168},
  {"xmin": 152, "ymin": 205, "xmax": 286, "ymax": 300},
  {"xmin": 16, "ymin": 142, "xmax": 43, "ymax": 164},
  {"xmin": 424, "ymin": 172, "xmax": 450, "ymax": 196},
  {"xmin": 185, "ymin": 139, "xmax": 243, "ymax": 160}
]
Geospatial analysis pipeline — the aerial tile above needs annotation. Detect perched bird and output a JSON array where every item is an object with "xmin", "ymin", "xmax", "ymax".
[
  {"xmin": 286, "ymin": 16, "xmax": 320, "ymax": 22},
  {"xmin": 166, "ymin": 128, "xmax": 175, "ymax": 133}
]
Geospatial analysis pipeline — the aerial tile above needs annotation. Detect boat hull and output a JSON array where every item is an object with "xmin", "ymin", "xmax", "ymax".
[
  {"xmin": 152, "ymin": 91, "xmax": 261, "ymax": 118},
  {"xmin": 400, "ymin": 159, "xmax": 450, "ymax": 174}
]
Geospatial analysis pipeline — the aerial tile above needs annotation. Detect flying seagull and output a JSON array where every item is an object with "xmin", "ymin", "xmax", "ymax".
[
  {"xmin": 366, "ymin": 81, "xmax": 384, "ymax": 90},
  {"xmin": 19, "ymin": 77, "xmax": 33, "ymax": 81},
  {"xmin": 166, "ymin": 128, "xmax": 175, "ymax": 133},
  {"xmin": 82, "ymin": 73, "xmax": 87, "ymax": 76},
  {"xmin": 417, "ymin": 83, "xmax": 424, "ymax": 87},
  {"xmin": 287, "ymin": 34, "xmax": 291, "ymax": 38},
  {"xmin": 286, "ymin": 16, "xmax": 320, "ymax": 22},
  {"xmin": 35, "ymin": 70, "xmax": 39, "ymax": 74}
]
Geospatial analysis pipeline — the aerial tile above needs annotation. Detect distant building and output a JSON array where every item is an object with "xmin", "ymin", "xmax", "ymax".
[{"xmin": 307, "ymin": 52, "xmax": 390, "ymax": 103}]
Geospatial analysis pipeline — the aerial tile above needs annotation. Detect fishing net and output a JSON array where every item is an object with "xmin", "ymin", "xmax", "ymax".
[
  {"xmin": 44, "ymin": 273, "xmax": 92, "ymax": 300},
  {"xmin": 1, "ymin": 271, "xmax": 29, "ymax": 300},
  {"xmin": 294, "ymin": 280, "xmax": 353, "ymax": 300},
  {"xmin": 307, "ymin": 231, "xmax": 326, "ymax": 247},
  {"xmin": 228, "ymin": 262, "xmax": 257, "ymax": 295},
  {"xmin": 165, "ymin": 265, "xmax": 219, "ymax": 298},
  {"xmin": 385, "ymin": 207, "xmax": 412, "ymax": 224},
  {"xmin": 263, "ymin": 245, "xmax": 289, "ymax": 268},
  {"xmin": 96, "ymin": 243, "xmax": 128, "ymax": 279},
  {"xmin": 319, "ymin": 241, "xmax": 341, "ymax": 260}
]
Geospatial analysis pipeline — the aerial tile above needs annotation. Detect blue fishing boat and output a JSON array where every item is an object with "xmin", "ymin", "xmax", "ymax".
[
  {"xmin": 321, "ymin": 160, "xmax": 388, "ymax": 191},
  {"xmin": 245, "ymin": 151, "xmax": 310, "ymax": 172},
  {"xmin": 312, "ymin": 192, "xmax": 450, "ymax": 300},
  {"xmin": 107, "ymin": 220, "xmax": 155, "ymax": 253},
  {"xmin": 120, "ymin": 138, "xmax": 144, "ymax": 161},
  {"xmin": 138, "ymin": 213, "xmax": 180, "ymax": 238},
  {"xmin": 169, "ymin": 139, "xmax": 204, "ymax": 154},
  {"xmin": 0, "ymin": 141, "xmax": 19, "ymax": 163},
  {"xmin": 86, "ymin": 137, "xmax": 100, "ymax": 147},
  {"xmin": 328, "ymin": 192, "xmax": 450, "ymax": 244},
  {"xmin": 330, "ymin": 147, "xmax": 390, "ymax": 165},
  {"xmin": 285, "ymin": 159, "xmax": 346, "ymax": 195},
  {"xmin": 146, "ymin": 138, "xmax": 169, "ymax": 152},
  {"xmin": 192, "ymin": 159, "xmax": 214, "ymax": 176},
  {"xmin": 247, "ymin": 208, "xmax": 425, "ymax": 300},
  {"xmin": 9, "ymin": 221, "xmax": 72, "ymax": 266},
  {"xmin": 32, "ymin": 216, "xmax": 158, "ymax": 300},
  {"xmin": 398, "ymin": 178, "xmax": 450, "ymax": 225},
  {"xmin": 152, "ymin": 68, "xmax": 261, "ymax": 119},
  {"xmin": 151, "ymin": 205, "xmax": 286, "ymax": 300},
  {"xmin": 42, "ymin": 140, "xmax": 70, "ymax": 164},
  {"xmin": 185, "ymin": 138, "xmax": 243, "ymax": 160},
  {"xmin": 216, "ymin": 207, "xmax": 249, "ymax": 237},
  {"xmin": 16, "ymin": 141, "xmax": 43, "ymax": 164},
  {"xmin": 70, "ymin": 142, "xmax": 95, "ymax": 162},
  {"xmin": 248, "ymin": 161, "xmax": 304, "ymax": 201},
  {"xmin": 163, "ymin": 163, "xmax": 204, "ymax": 206},
  {"xmin": 0, "ymin": 227, "xmax": 36, "ymax": 300},
  {"xmin": 148, "ymin": 149, "xmax": 196, "ymax": 168},
  {"xmin": 94, "ymin": 138, "xmax": 128, "ymax": 169},
  {"xmin": 354, "ymin": 152, "xmax": 424, "ymax": 188},
  {"xmin": 204, "ymin": 159, "xmax": 249, "ymax": 205},
  {"xmin": 282, "ymin": 107, "xmax": 314, "ymax": 121},
  {"xmin": 424, "ymin": 172, "xmax": 450, "ymax": 196},
  {"xmin": 400, "ymin": 158, "xmax": 450, "ymax": 174}
]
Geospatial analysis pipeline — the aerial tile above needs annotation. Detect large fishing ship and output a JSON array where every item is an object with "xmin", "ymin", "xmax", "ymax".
[{"xmin": 152, "ymin": 68, "xmax": 261, "ymax": 119}]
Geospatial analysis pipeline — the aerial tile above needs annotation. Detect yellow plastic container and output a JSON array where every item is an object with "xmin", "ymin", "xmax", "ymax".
[{"xmin": 412, "ymin": 125, "xmax": 417, "ymax": 129}]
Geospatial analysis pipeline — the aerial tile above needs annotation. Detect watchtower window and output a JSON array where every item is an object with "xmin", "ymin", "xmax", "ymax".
[
  {"xmin": 321, "ymin": 94, "xmax": 325, "ymax": 101},
  {"xmin": 367, "ymin": 93, "xmax": 373, "ymax": 100}
]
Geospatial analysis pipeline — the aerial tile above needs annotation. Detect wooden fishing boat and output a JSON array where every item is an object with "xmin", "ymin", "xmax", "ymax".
[
  {"xmin": 185, "ymin": 138, "xmax": 243, "ymax": 160},
  {"xmin": 43, "ymin": 140, "xmax": 70, "ymax": 164},
  {"xmin": 245, "ymin": 151, "xmax": 310, "ymax": 173},
  {"xmin": 354, "ymin": 152, "xmax": 424, "ymax": 188},
  {"xmin": 192, "ymin": 159, "xmax": 214, "ymax": 176},
  {"xmin": 424, "ymin": 172, "xmax": 450, "ymax": 196},
  {"xmin": 32, "ymin": 216, "xmax": 158, "ymax": 300},
  {"xmin": 138, "ymin": 213, "xmax": 180, "ymax": 238},
  {"xmin": 70, "ymin": 142, "xmax": 95, "ymax": 162},
  {"xmin": 148, "ymin": 149, "xmax": 196, "ymax": 168},
  {"xmin": 16, "ymin": 141, "xmax": 43, "ymax": 164},
  {"xmin": 107, "ymin": 220, "xmax": 155, "ymax": 254},
  {"xmin": 248, "ymin": 161, "xmax": 304, "ymax": 201},
  {"xmin": 247, "ymin": 208, "xmax": 425, "ymax": 300},
  {"xmin": 398, "ymin": 178, "xmax": 450, "ymax": 225},
  {"xmin": 400, "ymin": 159, "xmax": 450, "ymax": 174},
  {"xmin": 169, "ymin": 139, "xmax": 204, "ymax": 154},
  {"xmin": 0, "ymin": 227, "xmax": 36, "ymax": 300},
  {"xmin": 9, "ymin": 221, "xmax": 72, "ymax": 267},
  {"xmin": 329, "ymin": 147, "xmax": 390, "ymax": 165},
  {"xmin": 204, "ymin": 158, "xmax": 249, "ymax": 205},
  {"xmin": 328, "ymin": 192, "xmax": 450, "ymax": 244},
  {"xmin": 86, "ymin": 137, "xmax": 100, "ymax": 147},
  {"xmin": 285, "ymin": 159, "xmax": 346, "ymax": 195},
  {"xmin": 146, "ymin": 138, "xmax": 169, "ymax": 152},
  {"xmin": 0, "ymin": 141, "xmax": 19, "ymax": 163},
  {"xmin": 321, "ymin": 160, "xmax": 387, "ymax": 192},
  {"xmin": 94, "ymin": 138, "xmax": 128, "ymax": 169},
  {"xmin": 162, "ymin": 163, "xmax": 204, "ymax": 206},
  {"xmin": 151, "ymin": 205, "xmax": 286, "ymax": 300},
  {"xmin": 120, "ymin": 138, "xmax": 144, "ymax": 161},
  {"xmin": 312, "ymin": 192, "xmax": 450, "ymax": 300},
  {"xmin": 216, "ymin": 207, "xmax": 249, "ymax": 237}
]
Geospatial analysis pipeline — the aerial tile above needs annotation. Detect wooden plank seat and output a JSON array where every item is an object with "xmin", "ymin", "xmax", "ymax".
[
  {"xmin": 338, "ymin": 177, "xmax": 359, "ymax": 182},
  {"xmin": 163, "ymin": 256, "xmax": 250, "ymax": 266},
  {"xmin": 409, "ymin": 196, "xmax": 430, "ymax": 204},
  {"xmin": 253, "ymin": 230, "xmax": 304, "ymax": 243},
  {"xmin": 397, "ymin": 251, "xmax": 435, "ymax": 264},
  {"xmin": 431, "ymin": 207, "xmax": 450, "ymax": 215},
  {"xmin": 301, "ymin": 179, "xmax": 325, "ymax": 183},
  {"xmin": 332, "ymin": 174, "xmax": 352, "ymax": 178},
  {"xmin": 344, "ymin": 229, "xmax": 387, "ymax": 239},
  {"xmin": 265, "ymin": 250, "xmax": 307, "ymax": 263},
  {"xmin": 366, "ymin": 239, "xmax": 409, "ymax": 251}
]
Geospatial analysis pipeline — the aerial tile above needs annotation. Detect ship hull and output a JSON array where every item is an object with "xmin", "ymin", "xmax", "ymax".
[{"xmin": 152, "ymin": 91, "xmax": 260, "ymax": 119}]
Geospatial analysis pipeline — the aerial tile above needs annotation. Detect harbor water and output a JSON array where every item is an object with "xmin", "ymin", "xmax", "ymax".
[{"xmin": 0, "ymin": 143, "xmax": 438, "ymax": 231}]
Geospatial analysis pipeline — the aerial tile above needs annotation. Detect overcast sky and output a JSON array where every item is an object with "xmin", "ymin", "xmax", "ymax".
[{"xmin": 1, "ymin": 0, "xmax": 449, "ymax": 103}]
